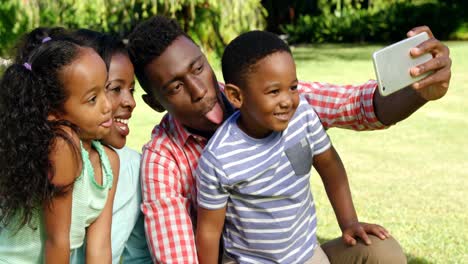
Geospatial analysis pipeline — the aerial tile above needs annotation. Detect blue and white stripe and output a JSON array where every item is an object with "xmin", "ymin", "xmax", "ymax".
[{"xmin": 196, "ymin": 95, "xmax": 331, "ymax": 263}]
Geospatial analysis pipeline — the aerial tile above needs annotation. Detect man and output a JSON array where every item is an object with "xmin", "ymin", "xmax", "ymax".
[{"xmin": 127, "ymin": 16, "xmax": 451, "ymax": 263}]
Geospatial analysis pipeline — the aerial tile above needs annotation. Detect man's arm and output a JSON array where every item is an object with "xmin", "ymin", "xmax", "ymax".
[
  {"xmin": 373, "ymin": 26, "xmax": 451, "ymax": 125},
  {"xmin": 141, "ymin": 148, "xmax": 198, "ymax": 264},
  {"xmin": 299, "ymin": 26, "xmax": 451, "ymax": 129}
]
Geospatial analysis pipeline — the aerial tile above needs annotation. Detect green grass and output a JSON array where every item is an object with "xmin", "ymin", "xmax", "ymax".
[{"xmin": 127, "ymin": 41, "xmax": 468, "ymax": 263}]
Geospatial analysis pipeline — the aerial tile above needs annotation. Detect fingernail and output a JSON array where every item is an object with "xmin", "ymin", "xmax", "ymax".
[{"xmin": 414, "ymin": 82, "xmax": 420, "ymax": 89}]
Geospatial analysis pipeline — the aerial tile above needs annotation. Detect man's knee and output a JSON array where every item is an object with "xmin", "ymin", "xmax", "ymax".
[{"xmin": 321, "ymin": 235, "xmax": 407, "ymax": 264}]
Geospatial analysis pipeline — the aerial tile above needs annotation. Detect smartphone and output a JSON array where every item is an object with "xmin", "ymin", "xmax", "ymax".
[{"xmin": 372, "ymin": 32, "xmax": 433, "ymax": 96}]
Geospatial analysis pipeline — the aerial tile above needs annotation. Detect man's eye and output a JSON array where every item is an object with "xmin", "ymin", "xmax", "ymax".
[
  {"xmin": 167, "ymin": 83, "xmax": 183, "ymax": 95},
  {"xmin": 194, "ymin": 63, "xmax": 204, "ymax": 74}
]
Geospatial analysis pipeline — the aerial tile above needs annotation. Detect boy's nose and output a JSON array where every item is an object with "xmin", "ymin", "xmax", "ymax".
[{"xmin": 279, "ymin": 94, "xmax": 292, "ymax": 108}]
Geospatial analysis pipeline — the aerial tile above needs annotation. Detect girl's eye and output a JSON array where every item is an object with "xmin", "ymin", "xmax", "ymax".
[
  {"xmin": 290, "ymin": 85, "xmax": 298, "ymax": 91},
  {"xmin": 88, "ymin": 96, "xmax": 97, "ymax": 104}
]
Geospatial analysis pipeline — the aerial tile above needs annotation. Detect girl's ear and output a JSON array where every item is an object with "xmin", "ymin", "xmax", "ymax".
[
  {"xmin": 47, "ymin": 112, "xmax": 60, "ymax": 121},
  {"xmin": 224, "ymin": 83, "xmax": 243, "ymax": 109}
]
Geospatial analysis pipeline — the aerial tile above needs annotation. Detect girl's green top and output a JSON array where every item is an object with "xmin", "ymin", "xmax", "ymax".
[{"xmin": 0, "ymin": 140, "xmax": 113, "ymax": 263}]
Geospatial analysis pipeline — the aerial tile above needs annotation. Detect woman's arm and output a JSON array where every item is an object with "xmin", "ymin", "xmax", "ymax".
[
  {"xmin": 44, "ymin": 136, "xmax": 81, "ymax": 264},
  {"xmin": 85, "ymin": 146, "xmax": 120, "ymax": 264}
]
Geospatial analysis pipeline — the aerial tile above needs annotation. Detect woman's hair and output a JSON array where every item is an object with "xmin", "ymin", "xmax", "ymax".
[
  {"xmin": 0, "ymin": 28, "xmax": 83, "ymax": 230},
  {"xmin": 71, "ymin": 29, "xmax": 128, "ymax": 71}
]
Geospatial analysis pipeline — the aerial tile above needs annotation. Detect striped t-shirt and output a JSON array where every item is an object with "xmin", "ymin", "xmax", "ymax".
[{"xmin": 196, "ymin": 96, "xmax": 331, "ymax": 264}]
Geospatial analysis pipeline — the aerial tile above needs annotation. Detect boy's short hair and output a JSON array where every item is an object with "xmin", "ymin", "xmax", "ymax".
[
  {"xmin": 221, "ymin": 30, "xmax": 291, "ymax": 88},
  {"xmin": 127, "ymin": 15, "xmax": 190, "ymax": 94}
]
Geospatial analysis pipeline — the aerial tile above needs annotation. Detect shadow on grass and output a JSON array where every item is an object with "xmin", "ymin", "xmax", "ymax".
[
  {"xmin": 317, "ymin": 236, "xmax": 435, "ymax": 264},
  {"xmin": 406, "ymin": 255, "xmax": 435, "ymax": 264}
]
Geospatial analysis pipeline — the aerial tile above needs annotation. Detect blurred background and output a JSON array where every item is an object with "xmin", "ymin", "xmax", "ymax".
[
  {"xmin": 1, "ymin": 1, "xmax": 467, "ymax": 263},
  {"xmin": 1, "ymin": 0, "xmax": 467, "ymax": 61}
]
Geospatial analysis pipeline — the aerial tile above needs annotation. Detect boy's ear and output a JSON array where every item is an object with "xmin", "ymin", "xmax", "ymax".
[
  {"xmin": 142, "ymin": 94, "xmax": 165, "ymax": 113},
  {"xmin": 224, "ymin": 83, "xmax": 243, "ymax": 109}
]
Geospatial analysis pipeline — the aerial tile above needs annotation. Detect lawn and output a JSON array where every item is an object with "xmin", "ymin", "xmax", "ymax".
[{"xmin": 127, "ymin": 41, "xmax": 468, "ymax": 263}]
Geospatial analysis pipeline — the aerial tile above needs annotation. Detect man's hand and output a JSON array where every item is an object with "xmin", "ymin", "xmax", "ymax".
[
  {"xmin": 341, "ymin": 222, "xmax": 391, "ymax": 246},
  {"xmin": 408, "ymin": 26, "xmax": 452, "ymax": 101}
]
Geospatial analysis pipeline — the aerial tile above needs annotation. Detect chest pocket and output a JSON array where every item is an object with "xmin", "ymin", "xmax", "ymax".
[{"xmin": 285, "ymin": 137, "xmax": 313, "ymax": 175}]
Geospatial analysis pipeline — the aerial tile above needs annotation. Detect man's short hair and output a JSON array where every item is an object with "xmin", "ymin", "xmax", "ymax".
[{"xmin": 127, "ymin": 15, "xmax": 190, "ymax": 94}]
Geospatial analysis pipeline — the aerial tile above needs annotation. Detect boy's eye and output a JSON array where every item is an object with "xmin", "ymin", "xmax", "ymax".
[
  {"xmin": 269, "ymin": 89, "xmax": 280, "ymax": 95},
  {"xmin": 290, "ymin": 85, "xmax": 298, "ymax": 91}
]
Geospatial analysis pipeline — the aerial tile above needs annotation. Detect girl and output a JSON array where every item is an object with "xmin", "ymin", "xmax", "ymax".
[
  {"xmin": 0, "ymin": 28, "xmax": 119, "ymax": 263},
  {"xmin": 71, "ymin": 29, "xmax": 151, "ymax": 263}
]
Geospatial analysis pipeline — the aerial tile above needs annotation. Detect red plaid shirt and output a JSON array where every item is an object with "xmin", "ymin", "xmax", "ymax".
[{"xmin": 141, "ymin": 80, "xmax": 386, "ymax": 263}]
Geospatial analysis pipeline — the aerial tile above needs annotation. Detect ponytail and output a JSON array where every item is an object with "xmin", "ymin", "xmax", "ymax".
[{"xmin": 0, "ymin": 35, "xmax": 82, "ymax": 230}]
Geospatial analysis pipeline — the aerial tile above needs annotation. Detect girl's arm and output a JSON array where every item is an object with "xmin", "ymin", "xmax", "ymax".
[
  {"xmin": 313, "ymin": 146, "xmax": 389, "ymax": 245},
  {"xmin": 44, "ymin": 135, "xmax": 81, "ymax": 264},
  {"xmin": 196, "ymin": 206, "xmax": 227, "ymax": 264},
  {"xmin": 85, "ymin": 146, "xmax": 120, "ymax": 264}
]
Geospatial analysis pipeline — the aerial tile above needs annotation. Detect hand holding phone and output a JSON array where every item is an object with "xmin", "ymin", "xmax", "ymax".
[{"xmin": 372, "ymin": 32, "xmax": 433, "ymax": 96}]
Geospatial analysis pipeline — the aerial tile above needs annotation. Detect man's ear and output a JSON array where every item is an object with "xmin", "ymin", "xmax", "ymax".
[
  {"xmin": 142, "ymin": 94, "xmax": 165, "ymax": 113},
  {"xmin": 224, "ymin": 83, "xmax": 243, "ymax": 109}
]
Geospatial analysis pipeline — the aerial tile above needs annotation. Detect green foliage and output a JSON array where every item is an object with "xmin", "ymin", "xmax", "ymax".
[
  {"xmin": 0, "ymin": 0, "xmax": 265, "ymax": 58},
  {"xmin": 283, "ymin": 1, "xmax": 467, "ymax": 44},
  {"xmin": 0, "ymin": 0, "xmax": 30, "ymax": 57}
]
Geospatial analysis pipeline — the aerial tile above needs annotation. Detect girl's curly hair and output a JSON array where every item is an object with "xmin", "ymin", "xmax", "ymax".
[{"xmin": 0, "ymin": 28, "xmax": 82, "ymax": 230}]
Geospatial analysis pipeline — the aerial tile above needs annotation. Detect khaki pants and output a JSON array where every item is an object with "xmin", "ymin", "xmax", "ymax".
[{"xmin": 222, "ymin": 235, "xmax": 407, "ymax": 264}]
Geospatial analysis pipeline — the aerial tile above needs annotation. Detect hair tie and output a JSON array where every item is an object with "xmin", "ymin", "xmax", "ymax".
[
  {"xmin": 42, "ymin": 37, "xmax": 52, "ymax": 43},
  {"xmin": 23, "ymin": 63, "xmax": 32, "ymax": 71}
]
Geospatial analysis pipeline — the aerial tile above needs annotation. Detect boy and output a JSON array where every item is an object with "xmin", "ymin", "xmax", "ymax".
[{"xmin": 195, "ymin": 30, "xmax": 394, "ymax": 264}]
